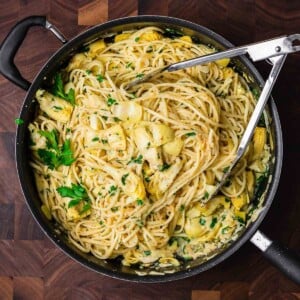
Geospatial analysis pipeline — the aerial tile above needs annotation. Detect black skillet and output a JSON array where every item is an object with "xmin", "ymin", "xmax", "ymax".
[{"xmin": 1, "ymin": 15, "xmax": 300, "ymax": 284}]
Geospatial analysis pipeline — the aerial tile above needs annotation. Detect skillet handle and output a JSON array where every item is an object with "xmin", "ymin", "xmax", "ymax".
[
  {"xmin": 0, "ymin": 16, "xmax": 67, "ymax": 91},
  {"xmin": 251, "ymin": 230, "xmax": 300, "ymax": 285}
]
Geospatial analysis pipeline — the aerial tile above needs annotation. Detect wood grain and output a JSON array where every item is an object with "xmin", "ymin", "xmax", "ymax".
[{"xmin": 0, "ymin": 0, "xmax": 300, "ymax": 299}]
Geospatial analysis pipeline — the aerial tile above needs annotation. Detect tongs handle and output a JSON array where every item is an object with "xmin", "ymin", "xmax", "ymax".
[
  {"xmin": 168, "ymin": 35, "xmax": 300, "ymax": 72},
  {"xmin": 202, "ymin": 35, "xmax": 300, "ymax": 201}
]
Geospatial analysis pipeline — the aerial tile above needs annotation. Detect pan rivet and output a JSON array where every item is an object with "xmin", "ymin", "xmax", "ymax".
[{"xmin": 275, "ymin": 46, "xmax": 281, "ymax": 52}]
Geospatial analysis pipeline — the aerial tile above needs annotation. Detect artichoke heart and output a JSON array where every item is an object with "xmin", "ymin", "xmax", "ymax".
[
  {"xmin": 112, "ymin": 101, "xmax": 143, "ymax": 122},
  {"xmin": 35, "ymin": 89, "xmax": 73, "ymax": 123}
]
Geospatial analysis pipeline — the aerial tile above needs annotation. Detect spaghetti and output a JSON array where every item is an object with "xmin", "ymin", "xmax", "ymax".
[{"xmin": 29, "ymin": 26, "xmax": 271, "ymax": 270}]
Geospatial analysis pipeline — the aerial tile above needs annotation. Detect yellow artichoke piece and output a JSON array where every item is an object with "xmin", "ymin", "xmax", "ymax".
[
  {"xmin": 185, "ymin": 217, "xmax": 208, "ymax": 238},
  {"xmin": 88, "ymin": 39, "xmax": 106, "ymax": 58},
  {"xmin": 179, "ymin": 36, "xmax": 192, "ymax": 43},
  {"xmin": 114, "ymin": 33, "xmax": 131, "ymax": 42},
  {"xmin": 216, "ymin": 58, "xmax": 230, "ymax": 68},
  {"xmin": 139, "ymin": 31, "xmax": 162, "ymax": 42},
  {"xmin": 85, "ymin": 124, "xmax": 126, "ymax": 151},
  {"xmin": 252, "ymin": 127, "xmax": 267, "ymax": 161},
  {"xmin": 41, "ymin": 204, "xmax": 52, "ymax": 220},
  {"xmin": 149, "ymin": 123, "xmax": 175, "ymax": 147},
  {"xmin": 147, "ymin": 158, "xmax": 183, "ymax": 198},
  {"xmin": 231, "ymin": 193, "xmax": 249, "ymax": 211},
  {"xmin": 101, "ymin": 163, "xmax": 145, "ymax": 200},
  {"xmin": 246, "ymin": 170, "xmax": 255, "ymax": 197},
  {"xmin": 162, "ymin": 137, "xmax": 183, "ymax": 156},
  {"xmin": 112, "ymin": 101, "xmax": 143, "ymax": 122},
  {"xmin": 35, "ymin": 89, "xmax": 73, "ymax": 123}
]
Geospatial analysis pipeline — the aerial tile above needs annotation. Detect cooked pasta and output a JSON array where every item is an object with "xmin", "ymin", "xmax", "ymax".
[{"xmin": 29, "ymin": 26, "xmax": 271, "ymax": 271}]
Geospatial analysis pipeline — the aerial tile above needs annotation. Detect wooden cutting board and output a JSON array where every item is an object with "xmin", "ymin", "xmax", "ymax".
[{"xmin": 1, "ymin": 1, "xmax": 300, "ymax": 299}]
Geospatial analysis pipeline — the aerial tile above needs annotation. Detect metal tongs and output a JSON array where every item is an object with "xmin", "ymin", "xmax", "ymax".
[{"xmin": 127, "ymin": 34, "xmax": 300, "ymax": 200}]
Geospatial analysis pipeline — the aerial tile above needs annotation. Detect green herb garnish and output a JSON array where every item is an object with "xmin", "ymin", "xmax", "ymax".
[
  {"xmin": 144, "ymin": 250, "xmax": 151, "ymax": 256},
  {"xmin": 96, "ymin": 74, "xmax": 105, "ymax": 82},
  {"xmin": 111, "ymin": 207, "xmax": 118, "ymax": 212},
  {"xmin": 107, "ymin": 97, "xmax": 118, "ymax": 106},
  {"xmin": 136, "ymin": 199, "xmax": 144, "ymax": 206},
  {"xmin": 179, "ymin": 204, "xmax": 185, "ymax": 212},
  {"xmin": 158, "ymin": 163, "xmax": 171, "ymax": 172},
  {"xmin": 204, "ymin": 191, "xmax": 209, "ymax": 199},
  {"xmin": 86, "ymin": 70, "xmax": 92, "ymax": 75},
  {"xmin": 127, "ymin": 154, "xmax": 143, "ymax": 165},
  {"xmin": 57, "ymin": 183, "xmax": 90, "ymax": 213},
  {"xmin": 199, "ymin": 218, "xmax": 206, "ymax": 226},
  {"xmin": 210, "ymin": 217, "xmax": 218, "ymax": 228},
  {"xmin": 185, "ymin": 132, "xmax": 196, "ymax": 137},
  {"xmin": 92, "ymin": 137, "xmax": 99, "ymax": 142},
  {"xmin": 221, "ymin": 226, "xmax": 230, "ymax": 234},
  {"xmin": 136, "ymin": 73, "xmax": 144, "ymax": 79},
  {"xmin": 135, "ymin": 37, "xmax": 140, "ymax": 42},
  {"xmin": 37, "ymin": 130, "xmax": 75, "ymax": 169},
  {"xmin": 109, "ymin": 185, "xmax": 118, "ymax": 195},
  {"xmin": 121, "ymin": 173, "xmax": 129, "ymax": 185},
  {"xmin": 52, "ymin": 73, "xmax": 75, "ymax": 105},
  {"xmin": 15, "ymin": 118, "xmax": 24, "ymax": 125},
  {"xmin": 223, "ymin": 166, "xmax": 230, "ymax": 173}
]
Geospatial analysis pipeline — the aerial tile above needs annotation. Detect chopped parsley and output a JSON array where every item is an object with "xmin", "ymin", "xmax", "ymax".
[
  {"xmin": 86, "ymin": 70, "xmax": 92, "ymax": 75},
  {"xmin": 210, "ymin": 217, "xmax": 218, "ymax": 228},
  {"xmin": 37, "ymin": 130, "xmax": 75, "ymax": 169},
  {"xmin": 199, "ymin": 218, "xmax": 206, "ymax": 226},
  {"xmin": 111, "ymin": 207, "xmax": 118, "ymax": 212},
  {"xmin": 96, "ymin": 74, "xmax": 105, "ymax": 82},
  {"xmin": 127, "ymin": 154, "xmax": 143, "ymax": 165},
  {"xmin": 223, "ymin": 166, "xmax": 230, "ymax": 173},
  {"xmin": 15, "ymin": 118, "xmax": 24, "ymax": 125},
  {"xmin": 185, "ymin": 131, "xmax": 196, "ymax": 137},
  {"xmin": 53, "ymin": 106, "xmax": 62, "ymax": 110},
  {"xmin": 144, "ymin": 250, "xmax": 151, "ymax": 256},
  {"xmin": 109, "ymin": 185, "xmax": 118, "ymax": 195},
  {"xmin": 204, "ymin": 191, "xmax": 209, "ymax": 199},
  {"xmin": 52, "ymin": 73, "xmax": 75, "ymax": 105},
  {"xmin": 136, "ymin": 73, "xmax": 144, "ymax": 79},
  {"xmin": 146, "ymin": 46, "xmax": 153, "ymax": 53},
  {"xmin": 113, "ymin": 117, "xmax": 121, "ymax": 122},
  {"xmin": 221, "ymin": 226, "xmax": 230, "ymax": 234},
  {"xmin": 179, "ymin": 204, "xmax": 185, "ymax": 212},
  {"xmin": 135, "ymin": 37, "xmax": 140, "ymax": 42},
  {"xmin": 163, "ymin": 27, "xmax": 184, "ymax": 39},
  {"xmin": 159, "ymin": 163, "xmax": 171, "ymax": 172},
  {"xmin": 107, "ymin": 96, "xmax": 118, "ymax": 107},
  {"xmin": 126, "ymin": 62, "xmax": 133, "ymax": 69},
  {"xmin": 92, "ymin": 137, "xmax": 99, "ymax": 142},
  {"xmin": 121, "ymin": 173, "xmax": 129, "ymax": 185},
  {"xmin": 101, "ymin": 139, "xmax": 108, "ymax": 144},
  {"xmin": 136, "ymin": 199, "xmax": 144, "ymax": 206},
  {"xmin": 57, "ymin": 183, "xmax": 91, "ymax": 214}
]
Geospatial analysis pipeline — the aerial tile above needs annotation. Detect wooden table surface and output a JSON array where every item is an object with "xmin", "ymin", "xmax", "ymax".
[{"xmin": 1, "ymin": 1, "xmax": 300, "ymax": 299}]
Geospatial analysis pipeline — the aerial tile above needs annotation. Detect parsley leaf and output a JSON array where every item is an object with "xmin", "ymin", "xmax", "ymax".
[
  {"xmin": 37, "ymin": 130, "xmax": 75, "ymax": 169},
  {"xmin": 57, "ymin": 183, "xmax": 90, "ymax": 213},
  {"xmin": 185, "ymin": 132, "xmax": 196, "ymax": 137},
  {"xmin": 121, "ymin": 173, "xmax": 129, "ymax": 185},
  {"xmin": 144, "ymin": 250, "xmax": 151, "ymax": 256},
  {"xmin": 136, "ymin": 199, "xmax": 144, "ymax": 206},
  {"xmin": 136, "ymin": 73, "xmax": 144, "ymax": 79},
  {"xmin": 158, "ymin": 163, "xmax": 171, "ymax": 172},
  {"xmin": 96, "ymin": 74, "xmax": 105, "ymax": 82},
  {"xmin": 127, "ymin": 154, "xmax": 143, "ymax": 165},
  {"xmin": 52, "ymin": 73, "xmax": 75, "ymax": 105},
  {"xmin": 210, "ymin": 217, "xmax": 218, "ymax": 228},
  {"xmin": 107, "ymin": 97, "xmax": 118, "ymax": 107},
  {"xmin": 15, "ymin": 118, "xmax": 24, "ymax": 125}
]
